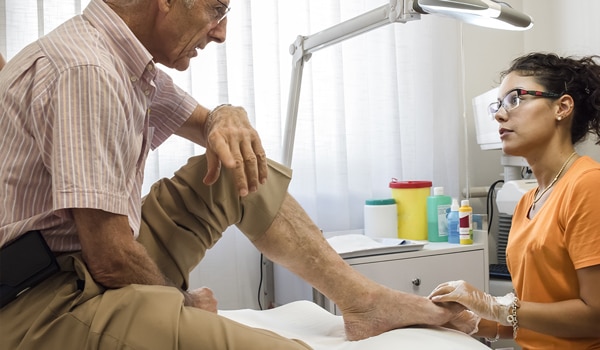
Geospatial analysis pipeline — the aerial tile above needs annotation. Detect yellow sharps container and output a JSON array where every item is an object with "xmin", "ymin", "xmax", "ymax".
[{"xmin": 389, "ymin": 179, "xmax": 432, "ymax": 240}]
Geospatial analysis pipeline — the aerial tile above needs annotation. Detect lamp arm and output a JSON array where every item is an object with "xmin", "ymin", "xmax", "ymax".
[
  {"xmin": 280, "ymin": 0, "xmax": 532, "ymax": 166},
  {"xmin": 281, "ymin": 38, "xmax": 306, "ymax": 167},
  {"xmin": 281, "ymin": 0, "xmax": 421, "ymax": 166}
]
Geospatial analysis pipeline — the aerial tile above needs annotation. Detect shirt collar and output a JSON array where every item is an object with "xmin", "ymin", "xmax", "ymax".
[{"xmin": 82, "ymin": 0, "xmax": 155, "ymax": 80}]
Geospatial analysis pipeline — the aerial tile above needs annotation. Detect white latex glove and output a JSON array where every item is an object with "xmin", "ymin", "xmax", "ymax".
[
  {"xmin": 429, "ymin": 280, "xmax": 513, "ymax": 326},
  {"xmin": 445, "ymin": 310, "xmax": 481, "ymax": 335}
]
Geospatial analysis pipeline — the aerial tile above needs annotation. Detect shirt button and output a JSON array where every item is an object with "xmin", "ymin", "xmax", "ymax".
[
  {"xmin": 144, "ymin": 90, "xmax": 150, "ymax": 96},
  {"xmin": 147, "ymin": 64, "xmax": 154, "ymax": 71},
  {"xmin": 130, "ymin": 76, "xmax": 138, "ymax": 82}
]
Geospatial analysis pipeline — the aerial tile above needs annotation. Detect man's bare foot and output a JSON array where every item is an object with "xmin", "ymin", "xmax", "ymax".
[{"xmin": 340, "ymin": 286, "xmax": 461, "ymax": 341}]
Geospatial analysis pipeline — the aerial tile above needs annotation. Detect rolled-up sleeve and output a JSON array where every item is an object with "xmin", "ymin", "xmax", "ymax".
[{"xmin": 148, "ymin": 70, "xmax": 198, "ymax": 150}]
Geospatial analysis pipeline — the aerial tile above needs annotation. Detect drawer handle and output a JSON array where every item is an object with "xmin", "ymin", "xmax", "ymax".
[{"xmin": 412, "ymin": 278, "xmax": 421, "ymax": 286}]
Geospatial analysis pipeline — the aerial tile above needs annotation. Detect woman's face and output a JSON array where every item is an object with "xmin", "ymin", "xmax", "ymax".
[{"xmin": 495, "ymin": 72, "xmax": 561, "ymax": 157}]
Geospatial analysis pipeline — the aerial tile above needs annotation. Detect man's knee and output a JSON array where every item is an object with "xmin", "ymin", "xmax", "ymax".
[
  {"xmin": 150, "ymin": 155, "xmax": 293, "ymax": 241},
  {"xmin": 234, "ymin": 159, "xmax": 293, "ymax": 240}
]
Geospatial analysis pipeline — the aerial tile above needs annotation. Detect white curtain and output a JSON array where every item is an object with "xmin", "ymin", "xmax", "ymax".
[{"xmin": 1, "ymin": 0, "xmax": 462, "ymax": 309}]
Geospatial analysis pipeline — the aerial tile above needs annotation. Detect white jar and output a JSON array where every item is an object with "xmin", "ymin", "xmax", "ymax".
[{"xmin": 364, "ymin": 198, "xmax": 398, "ymax": 239}]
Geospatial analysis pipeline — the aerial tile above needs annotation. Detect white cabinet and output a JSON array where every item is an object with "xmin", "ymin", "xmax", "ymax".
[{"xmin": 316, "ymin": 231, "xmax": 489, "ymax": 315}]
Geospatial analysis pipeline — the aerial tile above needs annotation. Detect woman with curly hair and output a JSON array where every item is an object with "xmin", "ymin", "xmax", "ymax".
[{"xmin": 431, "ymin": 52, "xmax": 600, "ymax": 349}]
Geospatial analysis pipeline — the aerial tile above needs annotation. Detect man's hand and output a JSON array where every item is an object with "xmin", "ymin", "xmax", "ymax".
[
  {"xmin": 185, "ymin": 287, "xmax": 218, "ymax": 313},
  {"xmin": 176, "ymin": 104, "xmax": 269, "ymax": 197},
  {"xmin": 203, "ymin": 105, "xmax": 268, "ymax": 196}
]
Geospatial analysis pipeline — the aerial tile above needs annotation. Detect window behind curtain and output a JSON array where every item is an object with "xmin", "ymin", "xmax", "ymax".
[{"xmin": 1, "ymin": 0, "xmax": 462, "ymax": 309}]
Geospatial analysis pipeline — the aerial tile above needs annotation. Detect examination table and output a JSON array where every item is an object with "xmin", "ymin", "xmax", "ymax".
[{"xmin": 220, "ymin": 300, "xmax": 489, "ymax": 349}]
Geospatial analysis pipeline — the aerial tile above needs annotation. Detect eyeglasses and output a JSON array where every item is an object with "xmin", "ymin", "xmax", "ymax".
[
  {"xmin": 213, "ymin": 0, "xmax": 230, "ymax": 24},
  {"xmin": 488, "ymin": 88, "xmax": 563, "ymax": 119}
]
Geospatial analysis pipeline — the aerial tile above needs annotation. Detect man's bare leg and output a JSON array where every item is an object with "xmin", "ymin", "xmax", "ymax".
[{"xmin": 252, "ymin": 194, "xmax": 459, "ymax": 341}]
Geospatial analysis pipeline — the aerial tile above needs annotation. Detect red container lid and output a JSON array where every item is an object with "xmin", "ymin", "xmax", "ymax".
[{"xmin": 389, "ymin": 179, "xmax": 432, "ymax": 189}]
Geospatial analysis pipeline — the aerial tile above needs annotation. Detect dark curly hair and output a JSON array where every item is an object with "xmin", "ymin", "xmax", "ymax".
[{"xmin": 500, "ymin": 52, "xmax": 600, "ymax": 145}]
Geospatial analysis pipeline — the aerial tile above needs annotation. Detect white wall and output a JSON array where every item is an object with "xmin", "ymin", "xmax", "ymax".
[{"xmin": 523, "ymin": 0, "xmax": 600, "ymax": 160}]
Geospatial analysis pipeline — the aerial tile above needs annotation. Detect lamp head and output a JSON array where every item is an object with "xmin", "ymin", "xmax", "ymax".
[{"xmin": 412, "ymin": 0, "xmax": 533, "ymax": 31}]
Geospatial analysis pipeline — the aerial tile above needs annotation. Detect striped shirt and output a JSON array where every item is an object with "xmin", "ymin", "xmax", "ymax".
[{"xmin": 0, "ymin": 0, "xmax": 197, "ymax": 251}]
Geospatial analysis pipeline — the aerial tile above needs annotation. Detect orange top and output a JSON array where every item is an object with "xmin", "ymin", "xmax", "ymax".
[{"xmin": 508, "ymin": 156, "xmax": 600, "ymax": 349}]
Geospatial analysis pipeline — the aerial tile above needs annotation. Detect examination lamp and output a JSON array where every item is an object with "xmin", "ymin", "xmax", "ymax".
[{"xmin": 281, "ymin": 0, "xmax": 533, "ymax": 166}]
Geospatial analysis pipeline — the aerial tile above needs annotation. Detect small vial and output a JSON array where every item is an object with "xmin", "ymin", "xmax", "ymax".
[{"xmin": 459, "ymin": 199, "xmax": 473, "ymax": 245}]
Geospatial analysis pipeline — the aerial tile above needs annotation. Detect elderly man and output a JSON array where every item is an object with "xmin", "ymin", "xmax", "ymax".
[{"xmin": 0, "ymin": 0, "xmax": 459, "ymax": 349}]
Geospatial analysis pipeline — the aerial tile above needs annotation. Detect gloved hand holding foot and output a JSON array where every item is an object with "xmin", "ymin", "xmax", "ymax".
[
  {"xmin": 444, "ymin": 309, "xmax": 481, "ymax": 335},
  {"xmin": 429, "ymin": 280, "xmax": 514, "ymax": 326}
]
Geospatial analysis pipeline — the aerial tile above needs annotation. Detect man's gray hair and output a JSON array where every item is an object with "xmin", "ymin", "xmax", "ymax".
[{"xmin": 182, "ymin": 0, "xmax": 196, "ymax": 9}]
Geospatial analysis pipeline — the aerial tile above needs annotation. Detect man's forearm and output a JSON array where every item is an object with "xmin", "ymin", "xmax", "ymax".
[
  {"xmin": 83, "ymin": 238, "xmax": 168, "ymax": 287},
  {"xmin": 72, "ymin": 208, "xmax": 192, "ymax": 303},
  {"xmin": 175, "ymin": 104, "xmax": 210, "ymax": 146},
  {"xmin": 87, "ymin": 239, "xmax": 197, "ymax": 306}
]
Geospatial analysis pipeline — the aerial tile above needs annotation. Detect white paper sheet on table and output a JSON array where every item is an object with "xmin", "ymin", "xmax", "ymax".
[
  {"xmin": 219, "ymin": 300, "xmax": 489, "ymax": 350},
  {"xmin": 326, "ymin": 234, "xmax": 426, "ymax": 258}
]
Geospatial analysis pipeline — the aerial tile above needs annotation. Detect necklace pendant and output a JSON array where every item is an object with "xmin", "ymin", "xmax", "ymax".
[{"xmin": 530, "ymin": 151, "xmax": 578, "ymax": 211}]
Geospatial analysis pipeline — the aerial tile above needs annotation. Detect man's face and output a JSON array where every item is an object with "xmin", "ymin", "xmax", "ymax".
[{"xmin": 153, "ymin": 0, "xmax": 228, "ymax": 71}]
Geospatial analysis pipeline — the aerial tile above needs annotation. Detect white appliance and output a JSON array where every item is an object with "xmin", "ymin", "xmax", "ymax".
[{"xmin": 496, "ymin": 179, "xmax": 537, "ymax": 215}]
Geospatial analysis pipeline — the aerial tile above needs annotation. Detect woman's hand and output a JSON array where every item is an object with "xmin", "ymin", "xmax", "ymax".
[
  {"xmin": 429, "ymin": 280, "xmax": 513, "ymax": 326},
  {"xmin": 443, "ymin": 310, "xmax": 481, "ymax": 335}
]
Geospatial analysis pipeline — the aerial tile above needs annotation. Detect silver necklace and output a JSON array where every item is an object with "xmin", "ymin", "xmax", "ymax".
[{"xmin": 532, "ymin": 151, "xmax": 577, "ymax": 210}]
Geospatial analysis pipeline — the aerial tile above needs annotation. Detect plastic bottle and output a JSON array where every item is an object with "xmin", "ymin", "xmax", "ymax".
[
  {"xmin": 426, "ymin": 187, "xmax": 452, "ymax": 242},
  {"xmin": 364, "ymin": 198, "xmax": 398, "ymax": 239},
  {"xmin": 389, "ymin": 180, "xmax": 432, "ymax": 240},
  {"xmin": 447, "ymin": 198, "xmax": 460, "ymax": 244},
  {"xmin": 459, "ymin": 199, "xmax": 473, "ymax": 245}
]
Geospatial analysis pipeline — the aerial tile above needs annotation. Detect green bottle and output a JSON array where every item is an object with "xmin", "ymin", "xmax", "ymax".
[{"xmin": 427, "ymin": 187, "xmax": 452, "ymax": 242}]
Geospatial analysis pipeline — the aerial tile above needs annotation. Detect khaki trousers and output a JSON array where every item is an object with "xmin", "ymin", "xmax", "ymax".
[{"xmin": 0, "ymin": 155, "xmax": 311, "ymax": 350}]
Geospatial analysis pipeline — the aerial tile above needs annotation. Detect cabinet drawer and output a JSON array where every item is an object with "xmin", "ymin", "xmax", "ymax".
[{"xmin": 350, "ymin": 250, "xmax": 485, "ymax": 297}]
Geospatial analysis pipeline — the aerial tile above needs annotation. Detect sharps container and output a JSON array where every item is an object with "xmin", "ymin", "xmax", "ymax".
[
  {"xmin": 364, "ymin": 198, "xmax": 398, "ymax": 239},
  {"xmin": 389, "ymin": 179, "xmax": 432, "ymax": 240}
]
